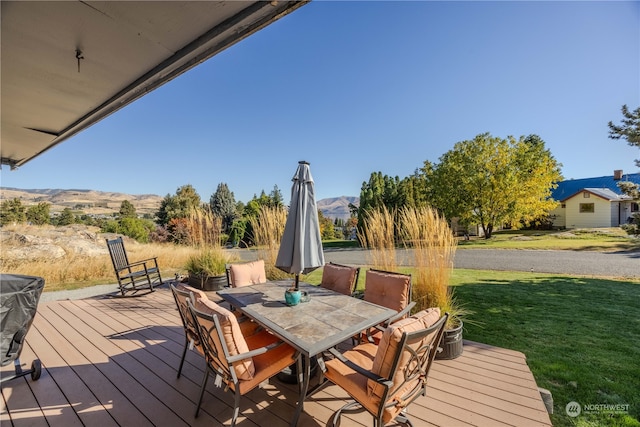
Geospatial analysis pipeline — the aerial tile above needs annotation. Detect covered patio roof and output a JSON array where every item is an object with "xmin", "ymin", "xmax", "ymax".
[{"xmin": 1, "ymin": 1, "xmax": 309, "ymax": 169}]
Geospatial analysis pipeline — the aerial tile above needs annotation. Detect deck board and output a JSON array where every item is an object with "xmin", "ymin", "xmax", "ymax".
[{"xmin": 1, "ymin": 284, "xmax": 552, "ymax": 427}]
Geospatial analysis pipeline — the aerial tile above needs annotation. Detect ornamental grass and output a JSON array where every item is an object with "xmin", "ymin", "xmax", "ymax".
[
  {"xmin": 399, "ymin": 205, "xmax": 467, "ymax": 327},
  {"xmin": 358, "ymin": 205, "xmax": 397, "ymax": 271},
  {"xmin": 249, "ymin": 205, "xmax": 289, "ymax": 280}
]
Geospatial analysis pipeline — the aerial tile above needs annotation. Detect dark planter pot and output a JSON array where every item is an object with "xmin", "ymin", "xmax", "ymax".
[
  {"xmin": 436, "ymin": 321, "xmax": 464, "ymax": 360},
  {"xmin": 188, "ymin": 273, "xmax": 227, "ymax": 291}
]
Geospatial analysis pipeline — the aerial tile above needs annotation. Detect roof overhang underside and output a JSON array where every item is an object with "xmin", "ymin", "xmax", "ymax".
[{"xmin": 1, "ymin": 0, "xmax": 308, "ymax": 169}]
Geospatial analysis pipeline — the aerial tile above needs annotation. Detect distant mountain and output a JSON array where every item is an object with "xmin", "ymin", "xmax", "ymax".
[
  {"xmin": 1, "ymin": 186, "xmax": 358, "ymax": 220},
  {"xmin": 317, "ymin": 196, "xmax": 359, "ymax": 221},
  {"xmin": 0, "ymin": 187, "xmax": 163, "ymax": 215}
]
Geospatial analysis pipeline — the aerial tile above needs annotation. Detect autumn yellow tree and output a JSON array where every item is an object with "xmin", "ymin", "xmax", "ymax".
[{"xmin": 427, "ymin": 133, "xmax": 562, "ymax": 238}]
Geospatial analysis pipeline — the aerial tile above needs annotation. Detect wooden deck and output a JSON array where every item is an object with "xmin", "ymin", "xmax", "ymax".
[{"xmin": 1, "ymin": 283, "xmax": 552, "ymax": 427}]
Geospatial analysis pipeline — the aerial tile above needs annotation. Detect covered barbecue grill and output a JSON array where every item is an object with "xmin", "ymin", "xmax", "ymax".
[{"xmin": 1, "ymin": 274, "xmax": 45, "ymax": 384}]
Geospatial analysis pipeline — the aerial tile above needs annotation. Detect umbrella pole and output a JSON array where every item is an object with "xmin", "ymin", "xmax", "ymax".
[{"xmin": 294, "ymin": 274, "xmax": 299, "ymax": 291}]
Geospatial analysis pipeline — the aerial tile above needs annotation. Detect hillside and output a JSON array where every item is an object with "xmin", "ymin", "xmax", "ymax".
[
  {"xmin": 317, "ymin": 196, "xmax": 359, "ymax": 221},
  {"xmin": 0, "ymin": 187, "xmax": 163, "ymax": 216},
  {"xmin": 0, "ymin": 187, "xmax": 359, "ymax": 220}
]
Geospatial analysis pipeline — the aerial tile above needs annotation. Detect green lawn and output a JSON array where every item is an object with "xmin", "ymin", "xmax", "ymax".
[
  {"xmin": 457, "ymin": 228, "xmax": 640, "ymax": 252},
  {"xmin": 305, "ymin": 268, "xmax": 640, "ymax": 426},
  {"xmin": 452, "ymin": 270, "xmax": 639, "ymax": 427}
]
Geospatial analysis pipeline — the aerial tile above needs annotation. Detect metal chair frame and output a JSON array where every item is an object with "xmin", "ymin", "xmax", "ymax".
[
  {"xmin": 170, "ymin": 284, "xmax": 201, "ymax": 378},
  {"xmin": 187, "ymin": 299, "xmax": 301, "ymax": 426},
  {"xmin": 326, "ymin": 313, "xmax": 448, "ymax": 427}
]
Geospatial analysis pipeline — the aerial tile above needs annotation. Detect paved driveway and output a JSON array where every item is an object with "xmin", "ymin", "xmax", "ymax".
[{"xmin": 319, "ymin": 248, "xmax": 639, "ymax": 279}]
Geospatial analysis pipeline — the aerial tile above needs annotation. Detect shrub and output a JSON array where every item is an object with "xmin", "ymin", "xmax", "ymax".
[{"xmin": 184, "ymin": 247, "xmax": 237, "ymax": 278}]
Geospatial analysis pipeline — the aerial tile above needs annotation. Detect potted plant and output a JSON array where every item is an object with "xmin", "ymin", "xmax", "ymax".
[
  {"xmin": 185, "ymin": 248, "xmax": 238, "ymax": 291},
  {"xmin": 435, "ymin": 295, "xmax": 472, "ymax": 359}
]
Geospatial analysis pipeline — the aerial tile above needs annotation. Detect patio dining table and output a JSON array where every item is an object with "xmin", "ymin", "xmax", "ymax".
[{"xmin": 217, "ymin": 280, "xmax": 397, "ymax": 427}]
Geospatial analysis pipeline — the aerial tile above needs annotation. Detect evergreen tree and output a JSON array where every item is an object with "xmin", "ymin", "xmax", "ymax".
[
  {"xmin": 26, "ymin": 202, "xmax": 50, "ymax": 225},
  {"xmin": 608, "ymin": 104, "xmax": 640, "ymax": 199},
  {"xmin": 57, "ymin": 208, "xmax": 76, "ymax": 226},
  {"xmin": 119, "ymin": 200, "xmax": 137, "ymax": 219},
  {"xmin": 0, "ymin": 198, "xmax": 26, "ymax": 225},
  {"xmin": 269, "ymin": 185, "xmax": 284, "ymax": 207},
  {"xmin": 210, "ymin": 182, "xmax": 237, "ymax": 233}
]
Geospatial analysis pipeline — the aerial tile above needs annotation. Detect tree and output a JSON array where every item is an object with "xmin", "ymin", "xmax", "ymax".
[
  {"xmin": 317, "ymin": 209, "xmax": 336, "ymax": 240},
  {"xmin": 268, "ymin": 185, "xmax": 284, "ymax": 208},
  {"xmin": 119, "ymin": 200, "xmax": 137, "ymax": 219},
  {"xmin": 358, "ymin": 172, "xmax": 403, "ymax": 218},
  {"xmin": 210, "ymin": 183, "xmax": 237, "ymax": 233},
  {"xmin": 119, "ymin": 217, "xmax": 155, "ymax": 242},
  {"xmin": 608, "ymin": 104, "xmax": 640, "ymax": 199},
  {"xmin": 56, "ymin": 207, "xmax": 76, "ymax": 226},
  {"xmin": 156, "ymin": 184, "xmax": 202, "ymax": 226},
  {"xmin": 0, "ymin": 198, "xmax": 26, "ymax": 225},
  {"xmin": 26, "ymin": 202, "xmax": 50, "ymax": 225},
  {"xmin": 429, "ymin": 133, "xmax": 562, "ymax": 238}
]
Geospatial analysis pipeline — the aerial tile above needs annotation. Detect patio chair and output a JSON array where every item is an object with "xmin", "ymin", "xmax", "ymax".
[
  {"xmin": 357, "ymin": 269, "xmax": 415, "ymax": 345},
  {"xmin": 188, "ymin": 297, "xmax": 299, "ymax": 426},
  {"xmin": 320, "ymin": 262, "xmax": 360, "ymax": 296},
  {"xmin": 323, "ymin": 309, "xmax": 448, "ymax": 427},
  {"xmin": 106, "ymin": 237, "xmax": 162, "ymax": 296},
  {"xmin": 226, "ymin": 259, "xmax": 266, "ymax": 287},
  {"xmin": 170, "ymin": 283, "xmax": 259, "ymax": 378}
]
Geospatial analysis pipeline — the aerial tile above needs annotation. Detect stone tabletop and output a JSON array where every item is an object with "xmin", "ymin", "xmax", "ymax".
[{"xmin": 218, "ymin": 280, "xmax": 397, "ymax": 357}]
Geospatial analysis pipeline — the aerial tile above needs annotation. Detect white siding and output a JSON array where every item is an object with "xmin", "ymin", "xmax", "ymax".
[
  {"xmin": 550, "ymin": 205, "xmax": 565, "ymax": 228},
  {"xmin": 565, "ymin": 195, "xmax": 612, "ymax": 228}
]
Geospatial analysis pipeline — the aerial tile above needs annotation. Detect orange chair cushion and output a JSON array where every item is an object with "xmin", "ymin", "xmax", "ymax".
[
  {"xmin": 320, "ymin": 263, "xmax": 357, "ymax": 295},
  {"xmin": 229, "ymin": 260, "xmax": 266, "ymax": 287},
  {"xmin": 235, "ymin": 330, "xmax": 298, "ymax": 395},
  {"xmin": 363, "ymin": 270, "xmax": 410, "ymax": 313},
  {"xmin": 195, "ymin": 298, "xmax": 255, "ymax": 380},
  {"xmin": 368, "ymin": 308, "xmax": 441, "ymax": 400},
  {"xmin": 324, "ymin": 343, "xmax": 380, "ymax": 417}
]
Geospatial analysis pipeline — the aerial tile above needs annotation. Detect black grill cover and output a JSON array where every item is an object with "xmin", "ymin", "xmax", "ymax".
[{"xmin": 1, "ymin": 274, "xmax": 45, "ymax": 366}]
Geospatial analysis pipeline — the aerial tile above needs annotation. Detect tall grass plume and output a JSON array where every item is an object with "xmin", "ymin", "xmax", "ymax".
[
  {"xmin": 249, "ymin": 206, "xmax": 289, "ymax": 280},
  {"xmin": 359, "ymin": 205, "xmax": 397, "ymax": 271},
  {"xmin": 399, "ymin": 206, "xmax": 461, "ymax": 325},
  {"xmin": 184, "ymin": 206, "xmax": 223, "ymax": 248}
]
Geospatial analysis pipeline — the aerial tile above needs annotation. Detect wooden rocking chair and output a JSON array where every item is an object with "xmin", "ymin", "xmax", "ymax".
[{"xmin": 106, "ymin": 237, "xmax": 162, "ymax": 296}]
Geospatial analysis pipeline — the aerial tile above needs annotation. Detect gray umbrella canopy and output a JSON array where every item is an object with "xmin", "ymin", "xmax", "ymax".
[{"xmin": 276, "ymin": 161, "xmax": 325, "ymax": 290}]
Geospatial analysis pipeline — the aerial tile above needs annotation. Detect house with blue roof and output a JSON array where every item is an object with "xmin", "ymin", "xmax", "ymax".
[{"xmin": 550, "ymin": 170, "xmax": 640, "ymax": 229}]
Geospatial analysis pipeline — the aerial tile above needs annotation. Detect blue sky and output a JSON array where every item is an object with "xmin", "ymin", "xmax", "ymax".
[{"xmin": 1, "ymin": 1, "xmax": 639, "ymax": 204}]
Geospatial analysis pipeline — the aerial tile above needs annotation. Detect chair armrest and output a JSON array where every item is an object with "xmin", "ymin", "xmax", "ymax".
[
  {"xmin": 226, "ymin": 340, "xmax": 287, "ymax": 364},
  {"xmin": 361, "ymin": 301, "xmax": 417, "ymax": 343},
  {"xmin": 117, "ymin": 259, "xmax": 149, "ymax": 269},
  {"xmin": 383, "ymin": 301, "xmax": 416, "ymax": 326},
  {"xmin": 135, "ymin": 257, "xmax": 159, "ymax": 266},
  {"xmin": 327, "ymin": 347, "xmax": 392, "ymax": 386}
]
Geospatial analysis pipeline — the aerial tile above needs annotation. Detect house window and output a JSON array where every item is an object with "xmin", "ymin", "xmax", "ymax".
[
  {"xmin": 632, "ymin": 203, "xmax": 639, "ymax": 213},
  {"xmin": 561, "ymin": 203, "xmax": 566, "ymax": 208},
  {"xmin": 579, "ymin": 203, "xmax": 594, "ymax": 213},
  {"xmin": 583, "ymin": 192, "xmax": 590, "ymax": 198}
]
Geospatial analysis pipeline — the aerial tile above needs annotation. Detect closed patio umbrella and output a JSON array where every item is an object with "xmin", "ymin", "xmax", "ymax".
[{"xmin": 276, "ymin": 161, "xmax": 325, "ymax": 291}]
